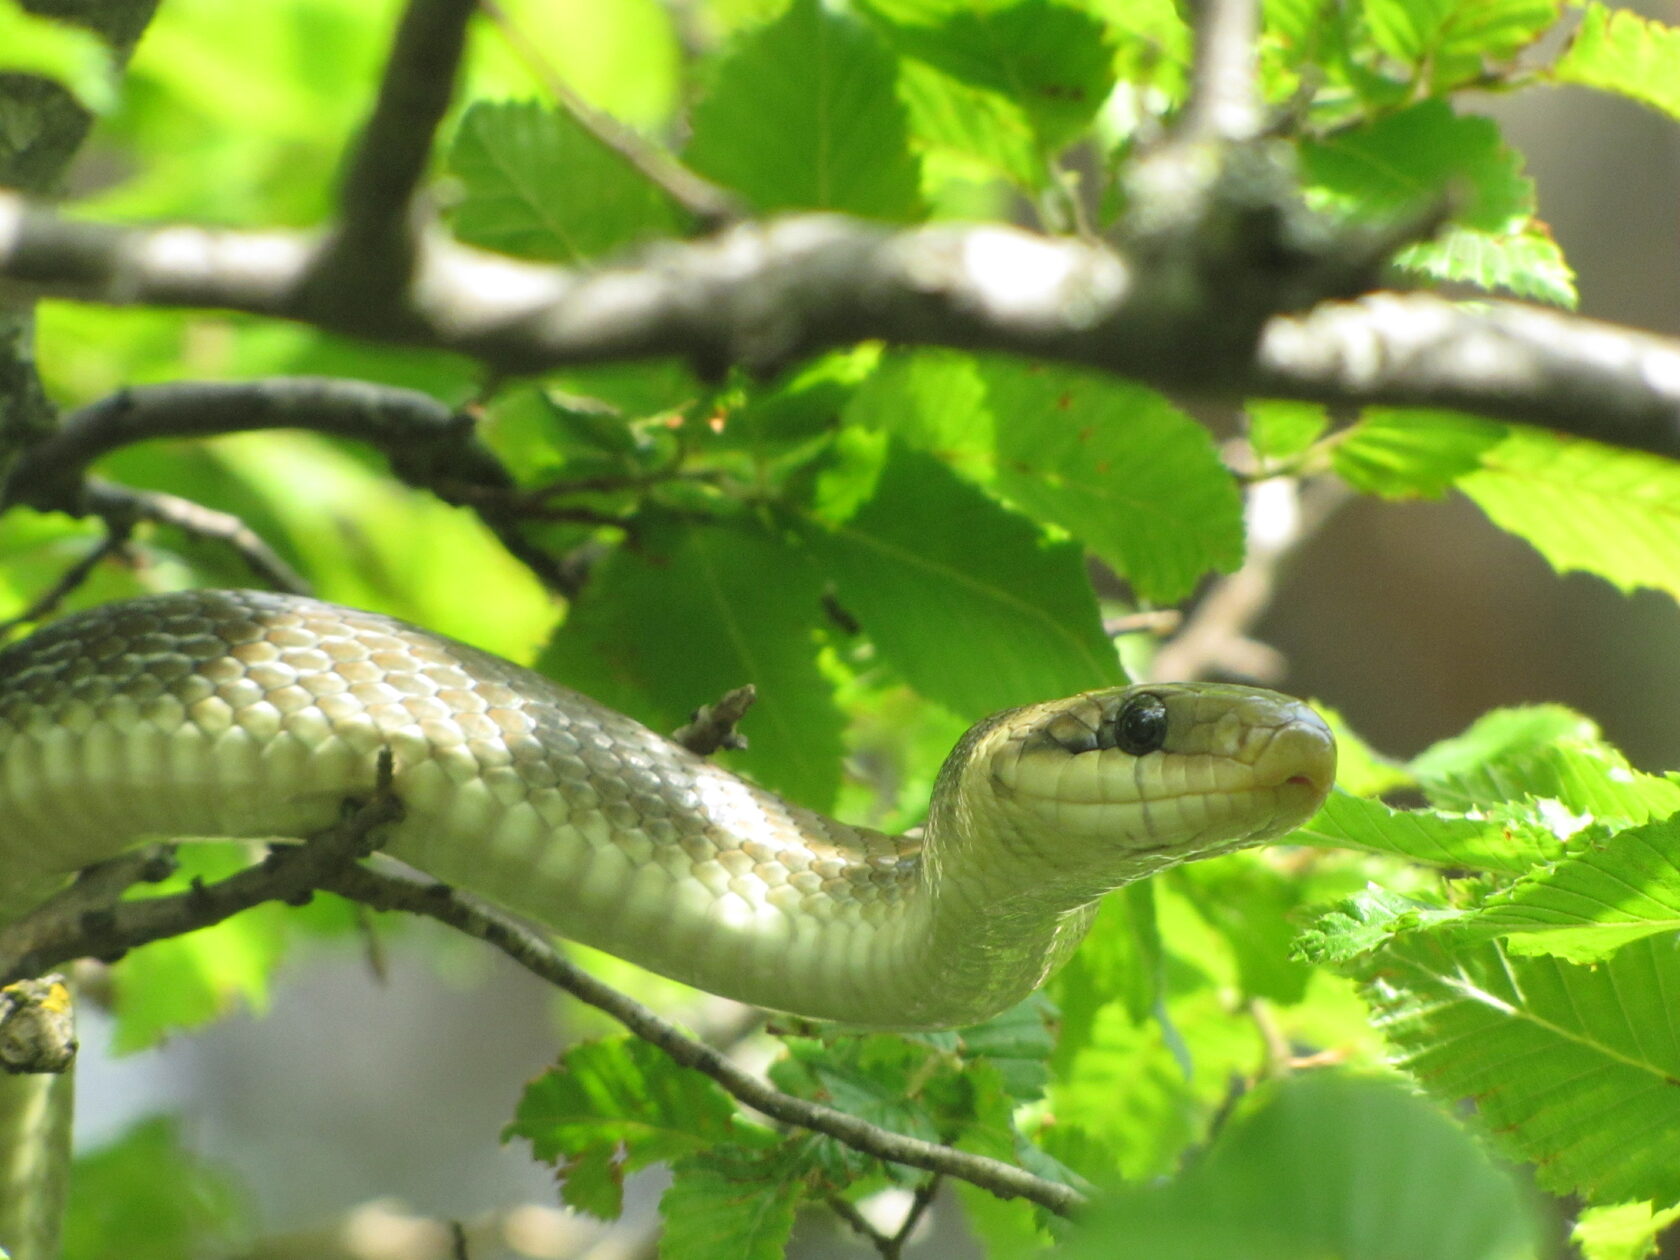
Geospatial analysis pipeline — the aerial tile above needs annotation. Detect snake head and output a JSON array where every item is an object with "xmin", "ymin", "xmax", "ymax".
[{"xmin": 961, "ymin": 682, "xmax": 1336, "ymax": 891}]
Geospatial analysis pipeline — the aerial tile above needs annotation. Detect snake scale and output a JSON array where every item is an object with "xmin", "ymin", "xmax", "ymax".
[{"xmin": 0, "ymin": 588, "xmax": 1335, "ymax": 1029}]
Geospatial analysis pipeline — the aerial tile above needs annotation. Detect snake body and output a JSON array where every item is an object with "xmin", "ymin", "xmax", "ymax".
[{"xmin": 0, "ymin": 589, "xmax": 1335, "ymax": 1029}]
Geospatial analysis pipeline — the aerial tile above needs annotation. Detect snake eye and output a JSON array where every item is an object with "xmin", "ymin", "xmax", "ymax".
[{"xmin": 1110, "ymin": 693, "xmax": 1169, "ymax": 756}]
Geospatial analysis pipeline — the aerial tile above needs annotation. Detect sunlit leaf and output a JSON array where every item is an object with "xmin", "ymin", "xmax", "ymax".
[
  {"xmin": 448, "ymin": 101, "xmax": 688, "ymax": 262},
  {"xmin": 1364, "ymin": 0, "xmax": 1560, "ymax": 88},
  {"xmin": 799, "ymin": 443, "xmax": 1122, "ymax": 719},
  {"xmin": 1293, "ymin": 791, "xmax": 1558, "ymax": 875},
  {"xmin": 1457, "ymin": 427, "xmax": 1680, "ymax": 603},
  {"xmin": 846, "ymin": 353, "xmax": 1245, "ymax": 602},
  {"xmin": 686, "ymin": 0, "xmax": 922, "ymax": 218},
  {"xmin": 1350, "ymin": 935, "xmax": 1680, "ymax": 1204},
  {"xmin": 1553, "ymin": 4, "xmax": 1680, "ymax": 122},
  {"xmin": 1246, "ymin": 399, "xmax": 1329, "ymax": 464},
  {"xmin": 859, "ymin": 0, "xmax": 1115, "ymax": 150},
  {"xmin": 1302, "ymin": 102, "xmax": 1574, "ymax": 305},
  {"xmin": 1462, "ymin": 816, "xmax": 1680, "ymax": 962},
  {"xmin": 1332, "ymin": 409, "xmax": 1506, "ymax": 498},
  {"xmin": 508, "ymin": 1037, "xmax": 754, "ymax": 1219},
  {"xmin": 540, "ymin": 516, "xmax": 843, "ymax": 807}
]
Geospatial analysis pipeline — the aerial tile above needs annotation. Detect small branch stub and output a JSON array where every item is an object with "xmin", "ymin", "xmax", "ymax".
[
  {"xmin": 671, "ymin": 684, "xmax": 758, "ymax": 756},
  {"xmin": 0, "ymin": 976, "xmax": 76, "ymax": 1076}
]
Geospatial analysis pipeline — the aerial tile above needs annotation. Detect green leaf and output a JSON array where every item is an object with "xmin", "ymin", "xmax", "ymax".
[
  {"xmin": 1408, "ymin": 704, "xmax": 1599, "ymax": 785},
  {"xmin": 1301, "ymin": 102, "xmax": 1575, "ymax": 305},
  {"xmin": 1397, "ymin": 223, "xmax": 1577, "ymax": 308},
  {"xmin": 507, "ymin": 1037, "xmax": 747, "ymax": 1218},
  {"xmin": 0, "ymin": 1, "xmax": 116, "ymax": 111},
  {"xmin": 465, "ymin": 0, "xmax": 682, "ymax": 129},
  {"xmin": 1416, "ymin": 738, "xmax": 1680, "ymax": 829},
  {"xmin": 799, "ymin": 443, "xmax": 1122, "ymax": 719},
  {"xmin": 1363, "ymin": 0, "xmax": 1559, "ymax": 88},
  {"xmin": 1093, "ymin": 0, "xmax": 1191, "ymax": 104},
  {"xmin": 983, "ymin": 362, "xmax": 1245, "ymax": 603},
  {"xmin": 1170, "ymin": 854, "xmax": 1313, "ymax": 1004},
  {"xmin": 859, "ymin": 0, "xmax": 1116, "ymax": 151},
  {"xmin": 1293, "ymin": 790, "xmax": 1558, "ymax": 875},
  {"xmin": 1331, "ymin": 409, "xmax": 1506, "ymax": 498},
  {"xmin": 448, "ymin": 101, "xmax": 687, "ymax": 263},
  {"xmin": 847, "ymin": 352, "xmax": 1245, "ymax": 603},
  {"xmin": 894, "ymin": 55, "xmax": 1043, "ymax": 189},
  {"xmin": 540, "ymin": 517, "xmax": 843, "ymax": 808},
  {"xmin": 1553, "ymin": 4, "xmax": 1680, "ymax": 123},
  {"xmin": 1457, "ymin": 426, "xmax": 1680, "ymax": 603},
  {"xmin": 946, "ymin": 993, "xmax": 1058, "ymax": 1102},
  {"xmin": 1059, "ymin": 1071, "xmax": 1540, "ymax": 1260},
  {"xmin": 1350, "ymin": 934, "xmax": 1680, "ymax": 1204},
  {"xmin": 1052, "ymin": 883, "xmax": 1165, "ymax": 1057},
  {"xmin": 1573, "ymin": 1201, "xmax": 1680, "ymax": 1260},
  {"xmin": 658, "ymin": 1150, "xmax": 803, "ymax": 1260},
  {"xmin": 686, "ymin": 0, "xmax": 922, "ymax": 218},
  {"xmin": 1296, "ymin": 887, "xmax": 1447, "ymax": 966},
  {"xmin": 64, "ymin": 1117, "xmax": 253, "ymax": 1260},
  {"xmin": 1246, "ymin": 399, "xmax": 1329, "ymax": 464},
  {"xmin": 1463, "ymin": 816, "xmax": 1680, "ymax": 962}
]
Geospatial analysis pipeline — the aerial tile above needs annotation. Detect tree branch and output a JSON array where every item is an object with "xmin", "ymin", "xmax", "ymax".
[
  {"xmin": 0, "ymin": 796, "xmax": 1083, "ymax": 1216},
  {"xmin": 0, "ymin": 518, "xmax": 131, "ymax": 639},
  {"xmin": 1181, "ymin": 0, "xmax": 1261, "ymax": 143},
  {"xmin": 0, "ymin": 375, "xmax": 585, "ymax": 595},
  {"xmin": 300, "ymin": 0, "xmax": 479, "ymax": 321},
  {"xmin": 0, "ymin": 752, "xmax": 400, "ymax": 986},
  {"xmin": 4, "ymin": 198, "xmax": 1679, "ymax": 459},
  {"xmin": 476, "ymin": 0, "xmax": 738, "ymax": 227},
  {"xmin": 84, "ymin": 481, "xmax": 312, "ymax": 595},
  {"xmin": 323, "ymin": 863, "xmax": 1087, "ymax": 1216}
]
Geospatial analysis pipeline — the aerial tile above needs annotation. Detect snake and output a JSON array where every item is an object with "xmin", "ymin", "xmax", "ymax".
[
  {"xmin": 0, "ymin": 588, "xmax": 1336, "ymax": 1028},
  {"xmin": 0, "ymin": 589, "xmax": 1333, "ymax": 1257}
]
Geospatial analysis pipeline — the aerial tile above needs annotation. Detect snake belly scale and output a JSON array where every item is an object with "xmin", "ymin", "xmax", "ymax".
[{"xmin": 0, "ymin": 589, "xmax": 1335, "ymax": 1029}]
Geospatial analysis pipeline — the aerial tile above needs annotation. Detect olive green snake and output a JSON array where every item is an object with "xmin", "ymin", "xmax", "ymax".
[{"xmin": 0, "ymin": 589, "xmax": 1335, "ymax": 1254}]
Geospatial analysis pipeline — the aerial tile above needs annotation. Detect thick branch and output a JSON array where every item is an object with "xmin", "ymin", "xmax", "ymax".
[{"xmin": 5, "ymin": 199, "xmax": 1680, "ymax": 459}]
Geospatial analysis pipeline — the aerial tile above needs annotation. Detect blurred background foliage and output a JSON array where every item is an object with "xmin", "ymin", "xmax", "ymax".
[{"xmin": 4, "ymin": 0, "xmax": 1680, "ymax": 1256}]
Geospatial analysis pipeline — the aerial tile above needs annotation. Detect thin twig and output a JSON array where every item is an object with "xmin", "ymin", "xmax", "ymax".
[
  {"xmin": 830, "ymin": 1179, "xmax": 942, "ymax": 1260},
  {"xmin": 85, "ymin": 482, "xmax": 312, "ymax": 595},
  {"xmin": 0, "ymin": 521, "xmax": 132, "ymax": 639},
  {"xmin": 827, "ymin": 1195, "xmax": 894, "ymax": 1255},
  {"xmin": 320, "ymin": 862, "xmax": 1087, "ymax": 1216},
  {"xmin": 477, "ymin": 0, "xmax": 738, "ymax": 227}
]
